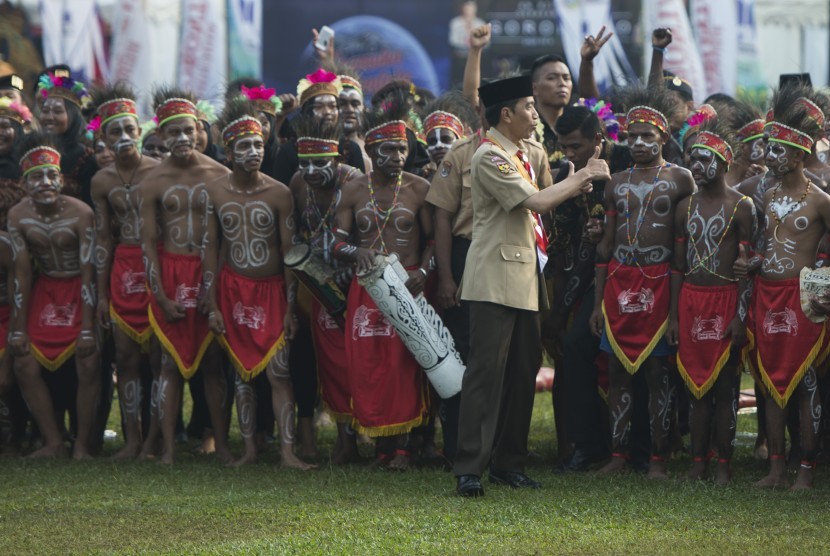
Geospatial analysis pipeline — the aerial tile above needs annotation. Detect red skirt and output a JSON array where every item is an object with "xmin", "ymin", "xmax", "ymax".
[
  {"xmin": 602, "ymin": 260, "xmax": 670, "ymax": 373},
  {"xmin": 345, "ymin": 279, "xmax": 426, "ymax": 437},
  {"xmin": 147, "ymin": 251, "xmax": 212, "ymax": 379},
  {"xmin": 109, "ymin": 243, "xmax": 152, "ymax": 348},
  {"xmin": 216, "ymin": 266, "xmax": 286, "ymax": 381},
  {"xmin": 677, "ymin": 283, "xmax": 739, "ymax": 399},
  {"xmin": 28, "ymin": 274, "xmax": 82, "ymax": 371},
  {"xmin": 312, "ymin": 298, "xmax": 351, "ymax": 421},
  {"xmin": 753, "ymin": 276, "xmax": 826, "ymax": 408}
]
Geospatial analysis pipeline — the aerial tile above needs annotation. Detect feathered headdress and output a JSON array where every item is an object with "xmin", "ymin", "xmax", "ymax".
[
  {"xmin": 36, "ymin": 71, "xmax": 91, "ymax": 109},
  {"xmin": 196, "ymin": 100, "xmax": 217, "ymax": 124},
  {"xmin": 85, "ymin": 115, "xmax": 102, "ymax": 141},
  {"xmin": 0, "ymin": 97, "xmax": 32, "ymax": 125},
  {"xmin": 576, "ymin": 97, "xmax": 619, "ymax": 141},
  {"xmin": 297, "ymin": 68, "xmax": 342, "ymax": 107},
  {"xmin": 678, "ymin": 104, "xmax": 718, "ymax": 148},
  {"xmin": 239, "ymin": 85, "xmax": 283, "ymax": 116}
]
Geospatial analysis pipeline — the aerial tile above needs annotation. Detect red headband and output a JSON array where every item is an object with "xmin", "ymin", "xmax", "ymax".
[
  {"xmin": 795, "ymin": 97, "xmax": 825, "ymax": 130},
  {"xmin": 692, "ymin": 131, "xmax": 734, "ymax": 166},
  {"xmin": 98, "ymin": 98, "xmax": 138, "ymax": 127},
  {"xmin": 156, "ymin": 98, "xmax": 198, "ymax": 127},
  {"xmin": 736, "ymin": 119, "xmax": 765, "ymax": 143},
  {"xmin": 297, "ymin": 137, "xmax": 340, "ymax": 158},
  {"xmin": 765, "ymin": 121, "xmax": 814, "ymax": 153},
  {"xmin": 626, "ymin": 106, "xmax": 669, "ymax": 134},
  {"xmin": 424, "ymin": 111, "xmax": 465, "ymax": 139},
  {"xmin": 221, "ymin": 116, "xmax": 263, "ymax": 147},
  {"xmin": 365, "ymin": 120, "xmax": 408, "ymax": 146},
  {"xmin": 20, "ymin": 146, "xmax": 61, "ymax": 177}
]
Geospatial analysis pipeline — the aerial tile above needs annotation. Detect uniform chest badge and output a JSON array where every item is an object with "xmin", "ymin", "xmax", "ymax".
[{"xmin": 491, "ymin": 155, "xmax": 514, "ymax": 174}]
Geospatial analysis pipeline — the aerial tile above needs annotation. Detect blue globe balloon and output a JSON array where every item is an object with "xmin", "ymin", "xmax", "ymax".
[{"xmin": 302, "ymin": 15, "xmax": 440, "ymax": 100}]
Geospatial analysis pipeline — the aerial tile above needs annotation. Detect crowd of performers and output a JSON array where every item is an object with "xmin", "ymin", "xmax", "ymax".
[{"xmin": 2, "ymin": 25, "xmax": 830, "ymax": 494}]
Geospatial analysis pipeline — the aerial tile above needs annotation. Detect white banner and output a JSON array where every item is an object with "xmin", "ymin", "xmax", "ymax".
[
  {"xmin": 228, "ymin": 0, "xmax": 262, "ymax": 80},
  {"xmin": 643, "ymin": 0, "xmax": 708, "ymax": 101},
  {"xmin": 178, "ymin": 0, "xmax": 227, "ymax": 106},
  {"xmin": 110, "ymin": 0, "xmax": 181, "ymax": 118},
  {"xmin": 553, "ymin": 0, "xmax": 637, "ymax": 93},
  {"xmin": 736, "ymin": 0, "xmax": 768, "ymax": 97},
  {"xmin": 691, "ymin": 0, "xmax": 737, "ymax": 96},
  {"xmin": 40, "ymin": 0, "xmax": 109, "ymax": 82}
]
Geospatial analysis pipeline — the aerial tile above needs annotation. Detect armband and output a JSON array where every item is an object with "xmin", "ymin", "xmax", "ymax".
[
  {"xmin": 674, "ymin": 236, "xmax": 686, "ymax": 243},
  {"xmin": 334, "ymin": 241, "xmax": 358, "ymax": 257},
  {"xmin": 604, "ymin": 210, "xmax": 617, "ymax": 217},
  {"xmin": 652, "ymin": 46, "xmax": 666, "ymax": 53}
]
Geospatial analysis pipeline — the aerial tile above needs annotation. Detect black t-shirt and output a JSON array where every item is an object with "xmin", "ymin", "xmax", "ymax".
[{"xmin": 271, "ymin": 137, "xmax": 365, "ymax": 185}]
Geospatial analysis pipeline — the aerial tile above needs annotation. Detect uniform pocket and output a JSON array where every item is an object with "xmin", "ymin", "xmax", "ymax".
[{"xmin": 499, "ymin": 244, "xmax": 533, "ymax": 263}]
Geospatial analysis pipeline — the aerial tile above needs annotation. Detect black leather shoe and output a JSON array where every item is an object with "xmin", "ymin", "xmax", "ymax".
[
  {"xmin": 566, "ymin": 449, "xmax": 608, "ymax": 472},
  {"xmin": 456, "ymin": 474, "xmax": 484, "ymax": 497},
  {"xmin": 489, "ymin": 469, "xmax": 541, "ymax": 489}
]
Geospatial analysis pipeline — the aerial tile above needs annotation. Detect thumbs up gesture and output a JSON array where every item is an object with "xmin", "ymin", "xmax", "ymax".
[
  {"xmin": 581, "ymin": 146, "xmax": 611, "ymax": 183},
  {"xmin": 733, "ymin": 243, "xmax": 750, "ymax": 280}
]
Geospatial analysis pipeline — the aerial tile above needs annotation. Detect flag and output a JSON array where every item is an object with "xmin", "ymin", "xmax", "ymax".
[
  {"xmin": 40, "ymin": 0, "xmax": 109, "ymax": 82},
  {"xmin": 643, "ymin": 0, "xmax": 708, "ymax": 101},
  {"xmin": 178, "ymin": 0, "xmax": 228, "ymax": 106},
  {"xmin": 691, "ymin": 0, "xmax": 738, "ymax": 96},
  {"xmin": 228, "ymin": 0, "xmax": 263, "ymax": 80}
]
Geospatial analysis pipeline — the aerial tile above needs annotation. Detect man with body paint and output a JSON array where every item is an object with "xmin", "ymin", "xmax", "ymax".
[
  {"xmin": 288, "ymin": 114, "xmax": 362, "ymax": 465},
  {"xmin": 667, "ymin": 119, "xmax": 755, "ymax": 485},
  {"xmin": 139, "ymin": 88, "xmax": 232, "ymax": 465},
  {"xmin": 203, "ymin": 99, "xmax": 314, "ymax": 470},
  {"xmin": 89, "ymin": 83, "xmax": 159, "ymax": 460},
  {"xmin": 590, "ymin": 86, "xmax": 695, "ymax": 479},
  {"xmin": 736, "ymin": 88, "xmax": 830, "ymax": 490},
  {"xmin": 8, "ymin": 132, "xmax": 99, "ymax": 460},
  {"xmin": 333, "ymin": 95, "xmax": 434, "ymax": 471}
]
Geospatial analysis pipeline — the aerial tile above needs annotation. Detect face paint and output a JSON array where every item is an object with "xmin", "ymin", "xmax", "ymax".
[
  {"xmin": 765, "ymin": 141, "xmax": 791, "ymax": 177},
  {"xmin": 25, "ymin": 167, "xmax": 63, "ymax": 205},
  {"xmin": 689, "ymin": 147, "xmax": 719, "ymax": 185},
  {"xmin": 299, "ymin": 158, "xmax": 335, "ymax": 187},
  {"xmin": 426, "ymin": 129, "xmax": 457, "ymax": 164},
  {"xmin": 374, "ymin": 140, "xmax": 407, "ymax": 178},
  {"xmin": 633, "ymin": 135, "xmax": 660, "ymax": 156},
  {"xmin": 232, "ymin": 135, "xmax": 264, "ymax": 171},
  {"xmin": 105, "ymin": 115, "xmax": 140, "ymax": 154},
  {"xmin": 40, "ymin": 97, "xmax": 69, "ymax": 135},
  {"xmin": 163, "ymin": 120, "xmax": 196, "ymax": 158},
  {"xmin": 749, "ymin": 138, "xmax": 765, "ymax": 162}
]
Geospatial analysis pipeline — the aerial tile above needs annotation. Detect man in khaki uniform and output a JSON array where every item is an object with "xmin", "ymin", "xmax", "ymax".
[{"xmin": 453, "ymin": 75, "xmax": 610, "ymax": 496}]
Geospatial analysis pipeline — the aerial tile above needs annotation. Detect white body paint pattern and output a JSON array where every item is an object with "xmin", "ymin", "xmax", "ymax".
[
  {"xmin": 20, "ymin": 217, "xmax": 81, "ymax": 273},
  {"xmin": 217, "ymin": 200, "xmax": 275, "ymax": 269},
  {"xmin": 161, "ymin": 184, "xmax": 210, "ymax": 250}
]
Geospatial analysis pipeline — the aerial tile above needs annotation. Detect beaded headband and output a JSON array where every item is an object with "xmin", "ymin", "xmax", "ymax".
[
  {"xmin": 626, "ymin": 106, "xmax": 669, "ymax": 134},
  {"xmin": 678, "ymin": 103, "xmax": 717, "ymax": 147},
  {"xmin": 365, "ymin": 120, "xmax": 408, "ymax": 146},
  {"xmin": 692, "ymin": 131, "xmax": 734, "ymax": 166},
  {"xmin": 20, "ymin": 146, "xmax": 61, "ymax": 177},
  {"xmin": 297, "ymin": 137, "xmax": 340, "ymax": 158},
  {"xmin": 339, "ymin": 75, "xmax": 363, "ymax": 96},
  {"xmin": 239, "ymin": 85, "xmax": 283, "ymax": 116},
  {"xmin": 795, "ymin": 97, "xmax": 825, "ymax": 130},
  {"xmin": 736, "ymin": 119, "xmax": 765, "ymax": 143},
  {"xmin": 156, "ymin": 98, "xmax": 198, "ymax": 128},
  {"xmin": 424, "ymin": 110, "xmax": 464, "ymax": 140},
  {"xmin": 36, "ymin": 72, "xmax": 91, "ymax": 109},
  {"xmin": 0, "ymin": 97, "xmax": 32, "ymax": 125},
  {"xmin": 221, "ymin": 116, "xmax": 263, "ymax": 147},
  {"xmin": 98, "ymin": 98, "xmax": 139, "ymax": 127},
  {"xmin": 765, "ymin": 121, "xmax": 814, "ymax": 153}
]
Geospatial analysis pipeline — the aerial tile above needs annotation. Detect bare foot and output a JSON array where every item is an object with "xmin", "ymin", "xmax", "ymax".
[
  {"xmin": 196, "ymin": 434, "xmax": 216, "ymax": 455},
  {"xmin": 790, "ymin": 466, "xmax": 815, "ymax": 491},
  {"xmin": 754, "ymin": 438, "xmax": 768, "ymax": 460},
  {"xmin": 227, "ymin": 452, "xmax": 257, "ymax": 468},
  {"xmin": 112, "ymin": 443, "xmax": 142, "ymax": 461},
  {"xmin": 26, "ymin": 444, "xmax": 68, "ymax": 459},
  {"xmin": 595, "ymin": 455, "xmax": 627, "ymax": 476},
  {"xmin": 754, "ymin": 472, "xmax": 789, "ymax": 488},
  {"xmin": 368, "ymin": 453, "xmax": 391, "ymax": 469},
  {"xmin": 686, "ymin": 460, "xmax": 708, "ymax": 481},
  {"xmin": 158, "ymin": 450, "xmax": 174, "ymax": 465},
  {"xmin": 280, "ymin": 447, "xmax": 317, "ymax": 471},
  {"xmin": 387, "ymin": 451, "xmax": 411, "ymax": 471},
  {"xmin": 72, "ymin": 447, "xmax": 94, "ymax": 461},
  {"xmin": 715, "ymin": 461, "xmax": 732, "ymax": 486},
  {"xmin": 296, "ymin": 418, "xmax": 318, "ymax": 459},
  {"xmin": 214, "ymin": 445, "xmax": 233, "ymax": 465},
  {"xmin": 647, "ymin": 459, "xmax": 669, "ymax": 480},
  {"xmin": 331, "ymin": 442, "xmax": 360, "ymax": 465}
]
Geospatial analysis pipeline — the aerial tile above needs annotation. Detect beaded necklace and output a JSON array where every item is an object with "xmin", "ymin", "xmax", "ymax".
[
  {"xmin": 685, "ymin": 194, "xmax": 748, "ymax": 281},
  {"xmin": 612, "ymin": 163, "xmax": 670, "ymax": 279},
  {"xmin": 769, "ymin": 179, "xmax": 811, "ymax": 244},
  {"xmin": 306, "ymin": 166, "xmax": 353, "ymax": 238},
  {"xmin": 366, "ymin": 169, "xmax": 402, "ymax": 253}
]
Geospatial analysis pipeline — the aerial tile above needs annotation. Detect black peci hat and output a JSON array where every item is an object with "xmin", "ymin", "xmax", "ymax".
[
  {"xmin": 478, "ymin": 74, "xmax": 533, "ymax": 108},
  {"xmin": 0, "ymin": 73, "xmax": 24, "ymax": 92},
  {"xmin": 662, "ymin": 70, "xmax": 693, "ymax": 102}
]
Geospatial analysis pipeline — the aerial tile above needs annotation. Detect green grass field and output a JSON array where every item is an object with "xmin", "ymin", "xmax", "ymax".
[{"xmin": 1, "ymin": 386, "xmax": 829, "ymax": 555}]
